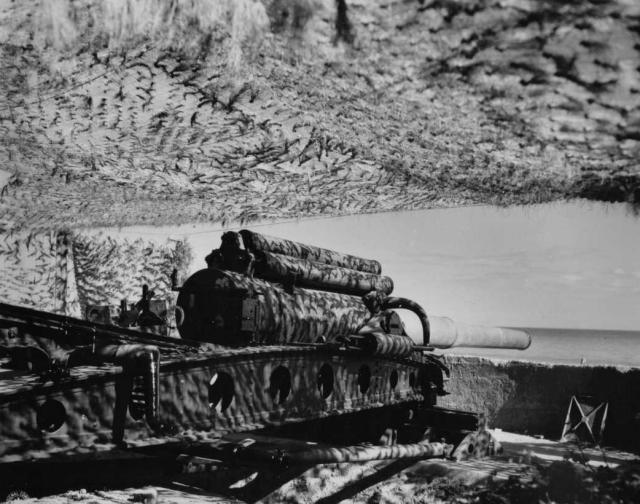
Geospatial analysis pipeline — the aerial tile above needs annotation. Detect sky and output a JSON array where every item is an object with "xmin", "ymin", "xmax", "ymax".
[{"xmin": 97, "ymin": 200, "xmax": 640, "ymax": 333}]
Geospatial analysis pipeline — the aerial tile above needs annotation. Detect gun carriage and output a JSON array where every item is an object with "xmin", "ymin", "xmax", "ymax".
[{"xmin": 0, "ymin": 230, "xmax": 530, "ymax": 498}]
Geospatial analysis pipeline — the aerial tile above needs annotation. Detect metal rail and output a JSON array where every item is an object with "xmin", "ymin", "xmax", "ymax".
[{"xmin": 0, "ymin": 302, "xmax": 198, "ymax": 351}]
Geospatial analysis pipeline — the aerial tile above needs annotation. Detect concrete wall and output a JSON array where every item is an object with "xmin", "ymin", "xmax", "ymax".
[{"xmin": 440, "ymin": 356, "xmax": 640, "ymax": 451}]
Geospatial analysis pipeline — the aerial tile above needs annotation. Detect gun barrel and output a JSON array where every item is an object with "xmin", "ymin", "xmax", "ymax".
[{"xmin": 428, "ymin": 316, "xmax": 531, "ymax": 350}]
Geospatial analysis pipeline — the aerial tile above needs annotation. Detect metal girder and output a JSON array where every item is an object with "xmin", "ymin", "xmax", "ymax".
[{"xmin": 0, "ymin": 345, "xmax": 435, "ymax": 461}]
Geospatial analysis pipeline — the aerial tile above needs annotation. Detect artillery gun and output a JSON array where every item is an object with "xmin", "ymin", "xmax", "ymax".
[{"xmin": 0, "ymin": 230, "xmax": 530, "ymax": 499}]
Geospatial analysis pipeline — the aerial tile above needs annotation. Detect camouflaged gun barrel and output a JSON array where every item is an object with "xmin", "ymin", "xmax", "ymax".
[
  {"xmin": 239, "ymin": 229, "xmax": 382, "ymax": 274},
  {"xmin": 184, "ymin": 231, "xmax": 398, "ymax": 345},
  {"xmin": 187, "ymin": 231, "xmax": 530, "ymax": 351},
  {"xmin": 427, "ymin": 316, "xmax": 531, "ymax": 350},
  {"xmin": 253, "ymin": 251, "xmax": 394, "ymax": 296},
  {"xmin": 206, "ymin": 231, "xmax": 391, "ymax": 296}
]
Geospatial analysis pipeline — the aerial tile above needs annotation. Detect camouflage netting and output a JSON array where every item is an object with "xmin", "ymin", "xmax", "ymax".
[
  {"xmin": 0, "ymin": 231, "xmax": 192, "ymax": 317},
  {"xmin": 0, "ymin": 231, "xmax": 79, "ymax": 315},
  {"xmin": 0, "ymin": 0, "xmax": 638, "ymax": 233},
  {"xmin": 0, "ymin": 0, "xmax": 638, "ymax": 317}
]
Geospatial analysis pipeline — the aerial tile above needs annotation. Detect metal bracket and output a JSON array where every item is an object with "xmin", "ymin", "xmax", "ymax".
[
  {"xmin": 561, "ymin": 395, "xmax": 608, "ymax": 444},
  {"xmin": 240, "ymin": 298, "xmax": 260, "ymax": 344}
]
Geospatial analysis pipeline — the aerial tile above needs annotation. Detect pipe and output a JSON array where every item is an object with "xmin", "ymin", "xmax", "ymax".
[
  {"xmin": 235, "ymin": 440, "xmax": 451, "ymax": 465},
  {"xmin": 361, "ymin": 332, "xmax": 414, "ymax": 358},
  {"xmin": 280, "ymin": 441, "xmax": 451, "ymax": 464},
  {"xmin": 381, "ymin": 297, "xmax": 430, "ymax": 345}
]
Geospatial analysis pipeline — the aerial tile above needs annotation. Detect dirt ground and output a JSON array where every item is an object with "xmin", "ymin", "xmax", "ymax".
[{"xmin": 1, "ymin": 0, "xmax": 639, "ymax": 232}]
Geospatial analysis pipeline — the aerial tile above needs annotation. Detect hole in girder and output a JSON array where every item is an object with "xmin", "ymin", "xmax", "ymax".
[
  {"xmin": 269, "ymin": 366, "xmax": 291, "ymax": 405},
  {"xmin": 317, "ymin": 363, "xmax": 334, "ymax": 399},
  {"xmin": 409, "ymin": 372, "xmax": 416, "ymax": 388},
  {"xmin": 36, "ymin": 399, "xmax": 66, "ymax": 433},
  {"xmin": 208, "ymin": 372, "xmax": 234, "ymax": 412},
  {"xmin": 357, "ymin": 365, "xmax": 371, "ymax": 394},
  {"xmin": 390, "ymin": 370, "xmax": 399, "ymax": 390}
]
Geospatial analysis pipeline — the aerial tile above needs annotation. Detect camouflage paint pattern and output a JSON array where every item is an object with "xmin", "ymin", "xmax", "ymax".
[
  {"xmin": 239, "ymin": 230, "xmax": 382, "ymax": 274},
  {"xmin": 177, "ymin": 268, "xmax": 373, "ymax": 344},
  {"xmin": 254, "ymin": 251, "xmax": 393, "ymax": 296}
]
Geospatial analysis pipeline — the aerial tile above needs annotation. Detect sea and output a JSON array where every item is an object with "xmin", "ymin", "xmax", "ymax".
[{"xmin": 446, "ymin": 327, "xmax": 640, "ymax": 368}]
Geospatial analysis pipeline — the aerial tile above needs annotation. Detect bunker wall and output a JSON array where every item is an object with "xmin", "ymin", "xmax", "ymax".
[{"xmin": 441, "ymin": 356, "xmax": 640, "ymax": 451}]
